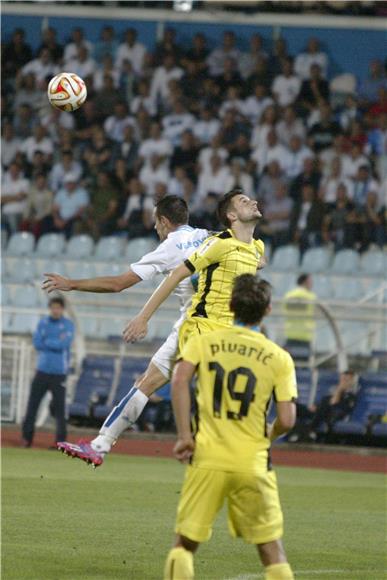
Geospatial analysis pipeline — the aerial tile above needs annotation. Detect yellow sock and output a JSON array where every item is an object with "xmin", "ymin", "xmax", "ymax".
[
  {"xmin": 163, "ymin": 547, "xmax": 194, "ymax": 580},
  {"xmin": 265, "ymin": 562, "xmax": 294, "ymax": 580}
]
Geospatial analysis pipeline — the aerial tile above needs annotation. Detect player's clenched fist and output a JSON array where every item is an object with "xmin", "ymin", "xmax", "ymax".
[
  {"xmin": 42, "ymin": 273, "xmax": 73, "ymax": 293},
  {"xmin": 122, "ymin": 315, "xmax": 148, "ymax": 343},
  {"xmin": 173, "ymin": 437, "xmax": 195, "ymax": 463}
]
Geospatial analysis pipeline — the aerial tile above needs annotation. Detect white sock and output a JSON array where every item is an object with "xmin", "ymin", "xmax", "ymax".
[{"xmin": 91, "ymin": 387, "xmax": 149, "ymax": 454}]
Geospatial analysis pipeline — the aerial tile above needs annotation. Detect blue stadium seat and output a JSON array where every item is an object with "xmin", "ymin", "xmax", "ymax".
[
  {"xmin": 126, "ymin": 237, "xmax": 158, "ymax": 263},
  {"xmin": 270, "ymin": 245, "xmax": 300, "ymax": 272},
  {"xmin": 372, "ymin": 423, "xmax": 387, "ymax": 437},
  {"xmin": 97, "ymin": 317, "xmax": 126, "ymax": 339},
  {"xmin": 6, "ymin": 232, "xmax": 35, "ymax": 256},
  {"xmin": 300, "ymin": 247, "xmax": 332, "ymax": 274},
  {"xmin": 69, "ymin": 356, "xmax": 115, "ymax": 417},
  {"xmin": 332, "ymin": 277, "xmax": 364, "ymax": 301},
  {"xmin": 5, "ymin": 257, "xmax": 36, "ymax": 283},
  {"xmin": 94, "ymin": 237, "xmax": 125, "ymax": 261},
  {"xmin": 35, "ymin": 233, "xmax": 66, "ymax": 258},
  {"xmin": 359, "ymin": 250, "xmax": 384, "ymax": 277},
  {"xmin": 65, "ymin": 235, "xmax": 94, "ymax": 259},
  {"xmin": 313, "ymin": 275, "xmax": 333, "ymax": 300},
  {"xmin": 13, "ymin": 285, "xmax": 40, "ymax": 307},
  {"xmin": 65, "ymin": 261, "xmax": 96, "ymax": 279},
  {"xmin": 94, "ymin": 262, "xmax": 126, "ymax": 277},
  {"xmin": 295, "ymin": 369, "xmax": 312, "ymax": 405},
  {"xmin": 330, "ymin": 249, "xmax": 360, "ymax": 275}
]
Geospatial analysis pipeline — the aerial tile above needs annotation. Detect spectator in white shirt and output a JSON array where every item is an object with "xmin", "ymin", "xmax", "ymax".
[
  {"xmin": 169, "ymin": 167, "xmax": 188, "ymax": 198},
  {"xmin": 193, "ymin": 107, "xmax": 221, "ymax": 145},
  {"xmin": 14, "ymin": 72, "xmax": 43, "ymax": 112},
  {"xmin": 197, "ymin": 154, "xmax": 230, "ymax": 203},
  {"xmin": 104, "ymin": 102, "xmax": 136, "ymax": 143},
  {"xmin": 351, "ymin": 165, "xmax": 380, "ymax": 208},
  {"xmin": 115, "ymin": 28, "xmax": 146, "ymax": 75},
  {"xmin": 138, "ymin": 122, "xmax": 173, "ymax": 167},
  {"xmin": 139, "ymin": 154, "xmax": 170, "ymax": 197},
  {"xmin": 116, "ymin": 177, "xmax": 153, "ymax": 239},
  {"xmin": 41, "ymin": 107, "xmax": 75, "ymax": 144},
  {"xmin": 50, "ymin": 150, "xmax": 83, "ymax": 192},
  {"xmin": 1, "ymin": 162, "xmax": 30, "ymax": 233},
  {"xmin": 243, "ymin": 83, "xmax": 273, "ymax": 125},
  {"xmin": 319, "ymin": 157, "xmax": 354, "ymax": 204},
  {"xmin": 252, "ymin": 129, "xmax": 289, "ymax": 176},
  {"xmin": 276, "ymin": 105, "xmax": 306, "ymax": 147},
  {"xmin": 65, "ymin": 45, "xmax": 96, "ymax": 79},
  {"xmin": 162, "ymin": 100, "xmax": 195, "ymax": 147},
  {"xmin": 239, "ymin": 34, "xmax": 268, "ymax": 80},
  {"xmin": 294, "ymin": 37, "xmax": 328, "ymax": 80},
  {"xmin": 219, "ymin": 86, "xmax": 245, "ymax": 118},
  {"xmin": 19, "ymin": 125, "xmax": 53, "ymax": 165},
  {"xmin": 319, "ymin": 134, "xmax": 347, "ymax": 176},
  {"xmin": 131, "ymin": 80, "xmax": 157, "ymax": 117},
  {"xmin": 285, "ymin": 136, "xmax": 314, "ymax": 179},
  {"xmin": 224, "ymin": 159, "xmax": 254, "ymax": 198},
  {"xmin": 198, "ymin": 133, "xmax": 228, "ymax": 173},
  {"xmin": 150, "ymin": 54, "xmax": 184, "ymax": 107},
  {"xmin": 260, "ymin": 182, "xmax": 293, "ymax": 249},
  {"xmin": 271, "ymin": 58, "xmax": 301, "ymax": 108},
  {"xmin": 93, "ymin": 54, "xmax": 120, "ymax": 91},
  {"xmin": 42, "ymin": 173, "xmax": 89, "ymax": 238},
  {"xmin": 250, "ymin": 104, "xmax": 277, "ymax": 149},
  {"xmin": 1, "ymin": 123, "xmax": 21, "ymax": 168},
  {"xmin": 21, "ymin": 48, "xmax": 58, "ymax": 86},
  {"xmin": 207, "ymin": 31, "xmax": 241, "ymax": 76},
  {"xmin": 63, "ymin": 27, "xmax": 93, "ymax": 63},
  {"xmin": 341, "ymin": 143, "xmax": 370, "ymax": 179}
]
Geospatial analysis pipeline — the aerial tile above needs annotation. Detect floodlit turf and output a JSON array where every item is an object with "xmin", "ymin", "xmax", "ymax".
[{"xmin": 2, "ymin": 449, "xmax": 386, "ymax": 580}]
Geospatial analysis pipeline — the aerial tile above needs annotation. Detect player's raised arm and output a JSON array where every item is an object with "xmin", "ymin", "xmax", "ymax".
[
  {"xmin": 122, "ymin": 262, "xmax": 191, "ymax": 342},
  {"xmin": 42, "ymin": 270, "xmax": 142, "ymax": 294}
]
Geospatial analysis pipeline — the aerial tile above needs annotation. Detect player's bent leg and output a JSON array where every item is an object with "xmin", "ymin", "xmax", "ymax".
[{"xmin": 258, "ymin": 540, "xmax": 294, "ymax": 578}]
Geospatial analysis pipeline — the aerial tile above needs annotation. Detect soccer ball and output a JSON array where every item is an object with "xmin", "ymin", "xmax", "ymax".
[{"xmin": 47, "ymin": 72, "xmax": 87, "ymax": 112}]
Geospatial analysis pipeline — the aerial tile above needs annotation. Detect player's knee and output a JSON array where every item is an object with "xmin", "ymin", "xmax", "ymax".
[
  {"xmin": 135, "ymin": 367, "xmax": 167, "ymax": 396},
  {"xmin": 175, "ymin": 534, "xmax": 199, "ymax": 553},
  {"xmin": 257, "ymin": 539, "xmax": 287, "ymax": 567}
]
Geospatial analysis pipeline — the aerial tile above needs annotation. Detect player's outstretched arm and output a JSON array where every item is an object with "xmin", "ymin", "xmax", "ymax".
[
  {"xmin": 268, "ymin": 401, "xmax": 296, "ymax": 442},
  {"xmin": 122, "ymin": 263, "xmax": 191, "ymax": 342},
  {"xmin": 171, "ymin": 359, "xmax": 196, "ymax": 463},
  {"xmin": 42, "ymin": 270, "xmax": 142, "ymax": 294}
]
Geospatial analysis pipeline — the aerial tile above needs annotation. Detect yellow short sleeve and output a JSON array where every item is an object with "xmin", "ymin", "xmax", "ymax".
[
  {"xmin": 181, "ymin": 335, "xmax": 201, "ymax": 367},
  {"xmin": 273, "ymin": 351, "xmax": 298, "ymax": 402},
  {"xmin": 184, "ymin": 236, "xmax": 226, "ymax": 274}
]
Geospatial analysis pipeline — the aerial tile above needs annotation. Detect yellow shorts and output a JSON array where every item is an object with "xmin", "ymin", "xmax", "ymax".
[
  {"xmin": 175, "ymin": 465, "xmax": 283, "ymax": 545},
  {"xmin": 178, "ymin": 318, "xmax": 230, "ymax": 353}
]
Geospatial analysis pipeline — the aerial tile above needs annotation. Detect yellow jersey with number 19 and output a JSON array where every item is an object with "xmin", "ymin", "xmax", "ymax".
[
  {"xmin": 181, "ymin": 325, "xmax": 297, "ymax": 473},
  {"xmin": 184, "ymin": 230, "xmax": 265, "ymax": 327}
]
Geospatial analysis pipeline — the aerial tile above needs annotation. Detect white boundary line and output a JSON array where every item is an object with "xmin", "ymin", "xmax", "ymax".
[
  {"xmin": 2, "ymin": 2, "xmax": 387, "ymax": 30},
  {"xmin": 224, "ymin": 570, "xmax": 381, "ymax": 580}
]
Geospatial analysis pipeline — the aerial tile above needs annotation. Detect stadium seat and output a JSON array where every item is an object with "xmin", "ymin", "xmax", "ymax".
[
  {"xmin": 11, "ymin": 313, "xmax": 41, "ymax": 334},
  {"xmin": 300, "ymin": 247, "xmax": 332, "ymax": 274},
  {"xmin": 65, "ymin": 235, "xmax": 94, "ymax": 259},
  {"xmin": 12, "ymin": 285, "xmax": 40, "ymax": 307},
  {"xmin": 313, "ymin": 275, "xmax": 333, "ymax": 300},
  {"xmin": 76, "ymin": 306, "xmax": 99, "ymax": 337},
  {"xmin": 5, "ymin": 257, "xmax": 36, "ymax": 284},
  {"xmin": 330, "ymin": 249, "xmax": 360, "ymax": 275},
  {"xmin": 314, "ymin": 325, "xmax": 336, "ymax": 353},
  {"xmin": 94, "ymin": 236, "xmax": 125, "ymax": 261},
  {"xmin": 126, "ymin": 237, "xmax": 158, "ymax": 263},
  {"xmin": 69, "ymin": 356, "xmax": 115, "ymax": 418},
  {"xmin": 94, "ymin": 262, "xmax": 126, "ymax": 277},
  {"xmin": 65, "ymin": 261, "xmax": 96, "ymax": 279},
  {"xmin": 270, "ymin": 245, "xmax": 300, "ymax": 272},
  {"xmin": 36, "ymin": 259, "xmax": 67, "ymax": 278},
  {"xmin": 332, "ymin": 278, "xmax": 364, "ymax": 301},
  {"xmin": 359, "ymin": 250, "xmax": 385, "ymax": 277},
  {"xmin": 35, "ymin": 233, "xmax": 66, "ymax": 258},
  {"xmin": 269, "ymin": 273, "xmax": 297, "ymax": 298},
  {"xmin": 295, "ymin": 369, "xmax": 312, "ymax": 405},
  {"xmin": 97, "ymin": 316, "xmax": 126, "ymax": 339},
  {"xmin": 6, "ymin": 232, "xmax": 35, "ymax": 256},
  {"xmin": 339, "ymin": 322, "xmax": 371, "ymax": 355}
]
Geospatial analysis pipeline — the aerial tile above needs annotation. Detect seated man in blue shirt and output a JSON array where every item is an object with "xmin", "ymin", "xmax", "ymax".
[{"xmin": 22, "ymin": 296, "xmax": 75, "ymax": 447}]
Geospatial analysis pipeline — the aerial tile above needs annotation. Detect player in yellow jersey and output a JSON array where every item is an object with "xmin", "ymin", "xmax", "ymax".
[
  {"xmin": 163, "ymin": 274, "xmax": 297, "ymax": 580},
  {"xmin": 123, "ymin": 188, "xmax": 265, "ymax": 348}
]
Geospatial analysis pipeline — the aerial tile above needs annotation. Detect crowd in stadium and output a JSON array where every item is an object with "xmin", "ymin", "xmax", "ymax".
[{"xmin": 2, "ymin": 25, "xmax": 386, "ymax": 252}]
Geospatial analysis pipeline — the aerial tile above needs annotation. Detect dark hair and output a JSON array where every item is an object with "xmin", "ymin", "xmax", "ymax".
[
  {"xmin": 297, "ymin": 273, "xmax": 310, "ymax": 286},
  {"xmin": 217, "ymin": 188, "xmax": 244, "ymax": 228},
  {"xmin": 155, "ymin": 195, "xmax": 188, "ymax": 225},
  {"xmin": 342, "ymin": 369, "xmax": 355, "ymax": 376},
  {"xmin": 49, "ymin": 296, "xmax": 65, "ymax": 308},
  {"xmin": 230, "ymin": 274, "xmax": 272, "ymax": 325}
]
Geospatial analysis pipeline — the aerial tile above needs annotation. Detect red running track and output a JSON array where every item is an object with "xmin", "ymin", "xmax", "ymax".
[{"xmin": 2, "ymin": 428, "xmax": 386, "ymax": 473}]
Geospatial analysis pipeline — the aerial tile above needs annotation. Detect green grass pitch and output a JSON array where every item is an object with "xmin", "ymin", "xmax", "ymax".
[{"xmin": 2, "ymin": 448, "xmax": 386, "ymax": 580}]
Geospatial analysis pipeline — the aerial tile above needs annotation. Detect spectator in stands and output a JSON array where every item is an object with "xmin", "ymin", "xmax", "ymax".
[
  {"xmin": 341, "ymin": 143, "xmax": 370, "ymax": 178},
  {"xmin": 14, "ymin": 73, "xmax": 43, "ymax": 113},
  {"xmin": 322, "ymin": 182, "xmax": 355, "ymax": 249},
  {"xmin": 251, "ymin": 129, "xmax": 289, "ymax": 176},
  {"xmin": 243, "ymin": 83, "xmax": 273, "ymax": 125},
  {"xmin": 284, "ymin": 135, "xmax": 314, "ymax": 179},
  {"xmin": 339, "ymin": 95, "xmax": 361, "ymax": 131},
  {"xmin": 38, "ymin": 27, "xmax": 63, "ymax": 64},
  {"xmin": 93, "ymin": 74, "xmax": 121, "ymax": 120},
  {"xmin": 26, "ymin": 150, "xmax": 51, "ymax": 180},
  {"xmin": 246, "ymin": 55, "xmax": 272, "ymax": 92},
  {"xmin": 259, "ymin": 182, "xmax": 292, "ymax": 249},
  {"xmin": 139, "ymin": 153, "xmax": 170, "ymax": 197},
  {"xmin": 1, "ymin": 161, "xmax": 30, "ymax": 234},
  {"xmin": 269, "ymin": 36, "xmax": 290, "ymax": 77},
  {"xmin": 63, "ymin": 27, "xmax": 93, "ymax": 63},
  {"xmin": 184, "ymin": 32, "xmax": 209, "ymax": 71},
  {"xmin": 13, "ymin": 104, "xmax": 38, "ymax": 139},
  {"xmin": 115, "ymin": 28, "xmax": 146, "ymax": 75},
  {"xmin": 94, "ymin": 25, "xmax": 118, "ymax": 62},
  {"xmin": 298, "ymin": 63, "xmax": 330, "ymax": 112},
  {"xmin": 362, "ymin": 190, "xmax": 386, "ymax": 248},
  {"xmin": 41, "ymin": 173, "xmax": 89, "ymax": 238},
  {"xmin": 21, "ymin": 296, "xmax": 74, "ymax": 448},
  {"xmin": 116, "ymin": 177, "xmax": 153, "ymax": 238},
  {"xmin": 21, "ymin": 47, "xmax": 58, "ymax": 86},
  {"xmin": 196, "ymin": 154, "xmax": 230, "ymax": 203},
  {"xmin": 191, "ymin": 192, "xmax": 220, "ymax": 230},
  {"xmin": 150, "ymin": 54, "xmax": 183, "ymax": 108},
  {"xmin": 130, "ymin": 80, "xmax": 156, "ymax": 117},
  {"xmin": 239, "ymin": 33, "xmax": 268, "ymax": 80},
  {"xmin": 104, "ymin": 102, "xmax": 135, "ymax": 143},
  {"xmin": 250, "ymin": 104, "xmax": 277, "ymax": 149},
  {"xmin": 358, "ymin": 59, "xmax": 387, "ymax": 105},
  {"xmin": 65, "ymin": 45, "xmax": 96, "ymax": 81},
  {"xmin": 224, "ymin": 158, "xmax": 254, "ymax": 198},
  {"xmin": 289, "ymin": 369, "xmax": 357, "ymax": 442},
  {"xmin": 94, "ymin": 54, "xmax": 120, "ymax": 92},
  {"xmin": 276, "ymin": 105, "xmax": 306, "ymax": 147},
  {"xmin": 207, "ymin": 30, "xmax": 240, "ymax": 76},
  {"xmin": 83, "ymin": 170, "xmax": 119, "ymax": 239},
  {"xmin": 283, "ymin": 273, "xmax": 317, "ymax": 354},
  {"xmin": 351, "ymin": 164, "xmax": 379, "ymax": 208},
  {"xmin": 294, "ymin": 37, "xmax": 328, "ymax": 80},
  {"xmin": 319, "ymin": 157, "xmax": 353, "ymax": 205},
  {"xmin": 170, "ymin": 129, "xmax": 199, "ymax": 180},
  {"xmin": 289, "ymin": 183, "xmax": 325, "ymax": 251},
  {"xmin": 1, "ymin": 122, "xmax": 21, "ymax": 169},
  {"xmin": 215, "ymin": 56, "xmax": 243, "ymax": 94},
  {"xmin": 41, "ymin": 107, "xmax": 75, "ymax": 144},
  {"xmin": 21, "ymin": 173, "xmax": 53, "ymax": 237},
  {"xmin": 162, "ymin": 99, "xmax": 195, "ymax": 146},
  {"xmin": 2, "ymin": 28, "xmax": 32, "ymax": 81},
  {"xmin": 117, "ymin": 125, "xmax": 139, "ymax": 172},
  {"xmin": 192, "ymin": 107, "xmax": 220, "ymax": 145},
  {"xmin": 138, "ymin": 121, "xmax": 172, "ymax": 167},
  {"xmin": 271, "ymin": 57, "xmax": 301, "ymax": 108},
  {"xmin": 290, "ymin": 157, "xmax": 321, "ymax": 202},
  {"xmin": 155, "ymin": 27, "xmax": 182, "ymax": 65},
  {"xmin": 19, "ymin": 124, "xmax": 53, "ymax": 166},
  {"xmin": 309, "ymin": 102, "xmax": 341, "ymax": 152}
]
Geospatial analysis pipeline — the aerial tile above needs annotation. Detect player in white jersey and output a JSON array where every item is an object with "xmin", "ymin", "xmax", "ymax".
[{"xmin": 42, "ymin": 196, "xmax": 209, "ymax": 467}]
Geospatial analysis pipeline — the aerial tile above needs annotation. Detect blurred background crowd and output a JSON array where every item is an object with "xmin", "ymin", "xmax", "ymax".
[{"xmin": 2, "ymin": 22, "xmax": 386, "ymax": 252}]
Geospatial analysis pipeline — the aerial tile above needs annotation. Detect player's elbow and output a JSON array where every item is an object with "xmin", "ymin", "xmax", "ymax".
[
  {"xmin": 276, "ymin": 402, "xmax": 297, "ymax": 432},
  {"xmin": 278, "ymin": 415, "xmax": 296, "ymax": 432}
]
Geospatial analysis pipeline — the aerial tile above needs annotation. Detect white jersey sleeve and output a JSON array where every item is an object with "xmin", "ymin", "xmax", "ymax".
[{"xmin": 130, "ymin": 239, "xmax": 171, "ymax": 281}]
